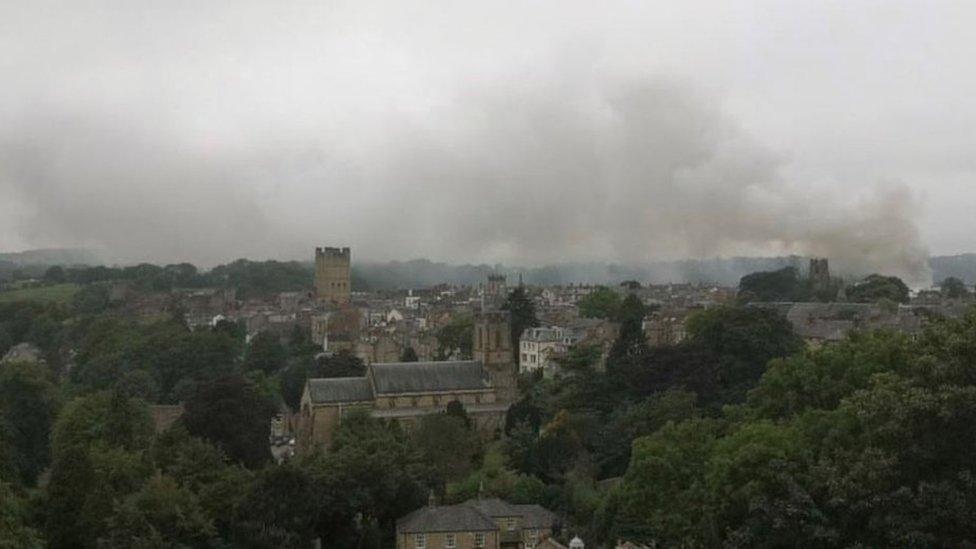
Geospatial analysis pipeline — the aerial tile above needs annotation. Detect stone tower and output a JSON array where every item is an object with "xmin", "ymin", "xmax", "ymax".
[
  {"xmin": 314, "ymin": 246, "xmax": 351, "ymax": 305},
  {"xmin": 483, "ymin": 274, "xmax": 507, "ymax": 309},
  {"xmin": 473, "ymin": 309, "xmax": 517, "ymax": 402},
  {"xmin": 809, "ymin": 257, "xmax": 830, "ymax": 293}
]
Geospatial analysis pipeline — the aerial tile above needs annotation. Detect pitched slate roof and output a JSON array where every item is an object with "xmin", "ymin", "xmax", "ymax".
[
  {"xmin": 370, "ymin": 361, "xmax": 490, "ymax": 395},
  {"xmin": 465, "ymin": 498, "xmax": 521, "ymax": 518},
  {"xmin": 514, "ymin": 504, "xmax": 558, "ymax": 529},
  {"xmin": 397, "ymin": 504, "xmax": 498, "ymax": 534},
  {"xmin": 307, "ymin": 377, "xmax": 373, "ymax": 404},
  {"xmin": 397, "ymin": 498, "xmax": 559, "ymax": 535}
]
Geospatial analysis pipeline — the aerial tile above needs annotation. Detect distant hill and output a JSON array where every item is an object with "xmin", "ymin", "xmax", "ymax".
[
  {"xmin": 930, "ymin": 254, "xmax": 976, "ymax": 285},
  {"xmin": 0, "ymin": 248, "xmax": 101, "ymax": 266},
  {"xmin": 351, "ymin": 256, "xmax": 808, "ymax": 289}
]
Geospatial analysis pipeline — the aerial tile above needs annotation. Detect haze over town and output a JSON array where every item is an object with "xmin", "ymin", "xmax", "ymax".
[{"xmin": 2, "ymin": 1, "xmax": 975, "ymax": 287}]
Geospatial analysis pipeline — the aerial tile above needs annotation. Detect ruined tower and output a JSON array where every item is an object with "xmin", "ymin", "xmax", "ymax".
[
  {"xmin": 314, "ymin": 247, "xmax": 351, "ymax": 305},
  {"xmin": 473, "ymin": 309, "xmax": 517, "ymax": 402},
  {"xmin": 809, "ymin": 257, "xmax": 830, "ymax": 293}
]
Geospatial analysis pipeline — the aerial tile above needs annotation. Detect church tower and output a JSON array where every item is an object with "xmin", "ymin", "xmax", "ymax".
[{"xmin": 473, "ymin": 309, "xmax": 517, "ymax": 402}]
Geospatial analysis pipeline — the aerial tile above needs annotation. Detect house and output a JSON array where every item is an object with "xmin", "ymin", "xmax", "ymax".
[{"xmin": 396, "ymin": 497, "xmax": 559, "ymax": 549}]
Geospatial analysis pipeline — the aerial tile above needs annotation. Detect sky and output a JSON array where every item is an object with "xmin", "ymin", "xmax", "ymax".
[{"xmin": 1, "ymin": 1, "xmax": 973, "ymax": 284}]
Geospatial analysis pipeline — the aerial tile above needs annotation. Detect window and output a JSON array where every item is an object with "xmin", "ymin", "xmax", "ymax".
[
  {"xmin": 506, "ymin": 518, "xmax": 517, "ymax": 531},
  {"xmin": 474, "ymin": 532, "xmax": 486, "ymax": 548},
  {"xmin": 526, "ymin": 529, "xmax": 539, "ymax": 548},
  {"xmin": 521, "ymin": 353, "xmax": 528, "ymax": 362},
  {"xmin": 414, "ymin": 533, "xmax": 426, "ymax": 549},
  {"xmin": 445, "ymin": 533, "xmax": 456, "ymax": 549}
]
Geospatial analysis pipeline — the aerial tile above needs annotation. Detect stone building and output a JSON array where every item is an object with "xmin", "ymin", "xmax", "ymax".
[
  {"xmin": 396, "ymin": 497, "xmax": 558, "ymax": 549},
  {"xmin": 473, "ymin": 309, "xmax": 518, "ymax": 402},
  {"xmin": 314, "ymin": 246, "xmax": 351, "ymax": 305},
  {"xmin": 298, "ymin": 360, "xmax": 510, "ymax": 451}
]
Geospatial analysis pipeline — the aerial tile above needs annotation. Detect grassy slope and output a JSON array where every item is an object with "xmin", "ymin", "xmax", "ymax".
[{"xmin": 0, "ymin": 283, "xmax": 79, "ymax": 304}]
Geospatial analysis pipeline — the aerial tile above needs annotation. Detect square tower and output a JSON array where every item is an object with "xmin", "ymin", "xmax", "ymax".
[
  {"xmin": 314, "ymin": 246, "xmax": 351, "ymax": 305},
  {"xmin": 473, "ymin": 309, "xmax": 517, "ymax": 402}
]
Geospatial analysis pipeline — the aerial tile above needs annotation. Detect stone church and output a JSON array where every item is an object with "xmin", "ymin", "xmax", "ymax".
[{"xmin": 297, "ymin": 309, "xmax": 517, "ymax": 452}]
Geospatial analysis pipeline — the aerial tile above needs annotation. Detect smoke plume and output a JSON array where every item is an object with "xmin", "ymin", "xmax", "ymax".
[{"xmin": 0, "ymin": 1, "xmax": 935, "ymax": 285}]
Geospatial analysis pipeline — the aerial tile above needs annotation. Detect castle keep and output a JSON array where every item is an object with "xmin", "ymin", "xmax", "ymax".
[{"xmin": 314, "ymin": 246, "xmax": 351, "ymax": 305}]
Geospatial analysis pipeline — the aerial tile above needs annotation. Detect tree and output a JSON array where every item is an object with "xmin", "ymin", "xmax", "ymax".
[
  {"xmin": 99, "ymin": 475, "xmax": 217, "ymax": 548},
  {"xmin": 183, "ymin": 376, "xmax": 276, "ymax": 468},
  {"xmin": 503, "ymin": 285, "xmax": 539, "ymax": 360},
  {"xmin": 400, "ymin": 346, "xmax": 419, "ymax": 362},
  {"xmin": 308, "ymin": 410, "xmax": 429, "ymax": 546},
  {"xmin": 71, "ymin": 283, "xmax": 111, "ymax": 315},
  {"xmin": 738, "ymin": 267, "xmax": 804, "ymax": 302},
  {"xmin": 45, "ymin": 392, "xmax": 155, "ymax": 547},
  {"xmin": 413, "ymin": 412, "xmax": 481, "ymax": 482},
  {"xmin": 940, "ymin": 277, "xmax": 970, "ymax": 299},
  {"xmin": 578, "ymin": 287, "xmax": 622, "ymax": 320},
  {"xmin": 0, "ymin": 360, "xmax": 60, "ymax": 486},
  {"xmin": 608, "ymin": 294, "xmax": 649, "ymax": 376},
  {"xmin": 42, "ymin": 265, "xmax": 66, "ymax": 284},
  {"xmin": 847, "ymin": 274, "xmax": 910, "ymax": 304},
  {"xmin": 243, "ymin": 331, "xmax": 287, "ymax": 374},
  {"xmin": 232, "ymin": 462, "xmax": 320, "ymax": 548},
  {"xmin": 436, "ymin": 316, "xmax": 474, "ymax": 360},
  {"xmin": 0, "ymin": 481, "xmax": 43, "ymax": 548},
  {"xmin": 601, "ymin": 418, "xmax": 722, "ymax": 546}
]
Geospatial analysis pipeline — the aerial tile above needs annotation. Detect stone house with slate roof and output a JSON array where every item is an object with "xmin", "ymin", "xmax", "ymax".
[
  {"xmin": 298, "ymin": 311, "xmax": 517, "ymax": 451},
  {"xmin": 396, "ymin": 497, "xmax": 558, "ymax": 549}
]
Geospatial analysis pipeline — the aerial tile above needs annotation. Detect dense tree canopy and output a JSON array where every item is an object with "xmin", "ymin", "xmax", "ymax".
[
  {"xmin": 738, "ymin": 266, "xmax": 804, "ymax": 302},
  {"xmin": 941, "ymin": 276, "xmax": 970, "ymax": 299},
  {"xmin": 847, "ymin": 273, "xmax": 911, "ymax": 304},
  {"xmin": 578, "ymin": 287, "xmax": 623, "ymax": 320},
  {"xmin": 503, "ymin": 285, "xmax": 540, "ymax": 359},
  {"xmin": 183, "ymin": 376, "xmax": 277, "ymax": 469}
]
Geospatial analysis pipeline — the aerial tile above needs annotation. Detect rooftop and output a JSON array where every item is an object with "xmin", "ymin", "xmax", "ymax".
[
  {"xmin": 370, "ymin": 361, "xmax": 491, "ymax": 395},
  {"xmin": 307, "ymin": 377, "xmax": 373, "ymax": 404}
]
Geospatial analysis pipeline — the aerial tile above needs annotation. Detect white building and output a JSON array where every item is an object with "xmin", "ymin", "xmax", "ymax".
[{"xmin": 519, "ymin": 326, "xmax": 582, "ymax": 376}]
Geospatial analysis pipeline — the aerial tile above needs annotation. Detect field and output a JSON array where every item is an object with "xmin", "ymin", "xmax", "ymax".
[{"xmin": 0, "ymin": 283, "xmax": 80, "ymax": 304}]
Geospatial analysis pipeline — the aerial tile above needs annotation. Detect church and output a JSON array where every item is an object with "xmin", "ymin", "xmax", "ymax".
[{"xmin": 297, "ymin": 309, "xmax": 516, "ymax": 452}]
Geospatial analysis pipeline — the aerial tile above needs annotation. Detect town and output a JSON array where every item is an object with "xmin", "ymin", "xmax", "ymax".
[{"xmin": 2, "ymin": 245, "xmax": 975, "ymax": 547}]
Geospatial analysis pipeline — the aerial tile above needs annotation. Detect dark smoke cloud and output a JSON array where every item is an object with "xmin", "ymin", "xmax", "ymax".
[{"xmin": 0, "ymin": 70, "xmax": 931, "ymax": 285}]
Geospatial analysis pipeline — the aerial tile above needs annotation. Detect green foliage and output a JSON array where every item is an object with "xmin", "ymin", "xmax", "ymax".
[
  {"xmin": 0, "ymin": 481, "xmax": 43, "ymax": 549},
  {"xmin": 607, "ymin": 294, "xmax": 648, "ymax": 373},
  {"xmin": 0, "ymin": 283, "xmax": 79, "ymax": 305},
  {"xmin": 412, "ymin": 412, "xmax": 481, "ymax": 482},
  {"xmin": 308, "ymin": 409, "xmax": 429, "ymax": 547},
  {"xmin": 941, "ymin": 276, "xmax": 970, "ymax": 299},
  {"xmin": 99, "ymin": 475, "xmax": 217, "ymax": 548},
  {"xmin": 243, "ymin": 331, "xmax": 287, "ymax": 374},
  {"xmin": 600, "ymin": 306, "xmax": 976, "ymax": 547},
  {"xmin": 400, "ymin": 346, "xmax": 419, "ymax": 362},
  {"xmin": 232, "ymin": 462, "xmax": 319, "ymax": 548},
  {"xmin": 436, "ymin": 316, "xmax": 474, "ymax": 360},
  {"xmin": 71, "ymin": 283, "xmax": 111, "ymax": 314},
  {"xmin": 46, "ymin": 392, "xmax": 155, "ymax": 547},
  {"xmin": 577, "ymin": 287, "xmax": 622, "ymax": 320},
  {"xmin": 0, "ymin": 360, "xmax": 60, "ymax": 486},
  {"xmin": 738, "ymin": 267, "xmax": 803, "ymax": 302},
  {"xmin": 503, "ymin": 285, "xmax": 540, "ymax": 359},
  {"xmin": 182, "ymin": 376, "xmax": 276, "ymax": 468},
  {"xmin": 847, "ymin": 273, "xmax": 911, "ymax": 304}
]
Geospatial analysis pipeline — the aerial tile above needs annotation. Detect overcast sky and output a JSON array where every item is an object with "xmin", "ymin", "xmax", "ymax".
[{"xmin": 1, "ymin": 1, "xmax": 973, "ymax": 281}]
